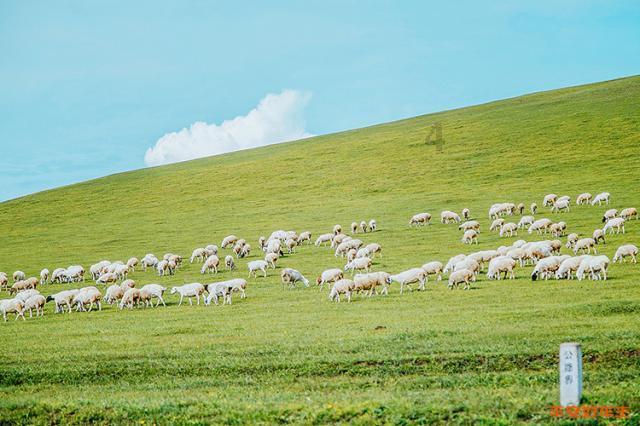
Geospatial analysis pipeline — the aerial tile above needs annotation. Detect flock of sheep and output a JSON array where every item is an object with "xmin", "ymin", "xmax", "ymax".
[{"xmin": 0, "ymin": 191, "xmax": 638, "ymax": 320}]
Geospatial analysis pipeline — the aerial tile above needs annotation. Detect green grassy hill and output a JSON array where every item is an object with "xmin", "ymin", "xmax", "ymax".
[{"xmin": 1, "ymin": 76, "xmax": 639, "ymax": 424}]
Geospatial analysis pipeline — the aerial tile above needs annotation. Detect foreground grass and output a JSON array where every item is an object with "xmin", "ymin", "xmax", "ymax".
[{"xmin": 1, "ymin": 76, "xmax": 640, "ymax": 424}]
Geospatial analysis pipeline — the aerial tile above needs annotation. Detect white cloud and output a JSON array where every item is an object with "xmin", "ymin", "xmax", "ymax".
[{"xmin": 144, "ymin": 90, "xmax": 313, "ymax": 166}]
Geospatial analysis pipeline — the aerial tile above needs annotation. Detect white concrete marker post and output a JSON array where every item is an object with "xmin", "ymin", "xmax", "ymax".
[{"xmin": 559, "ymin": 342, "xmax": 582, "ymax": 406}]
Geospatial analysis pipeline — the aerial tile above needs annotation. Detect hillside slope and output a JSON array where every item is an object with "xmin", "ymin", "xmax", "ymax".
[{"xmin": 1, "ymin": 76, "xmax": 640, "ymax": 424}]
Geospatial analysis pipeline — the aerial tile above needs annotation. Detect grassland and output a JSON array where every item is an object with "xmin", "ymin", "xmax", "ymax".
[{"xmin": 0, "ymin": 76, "xmax": 639, "ymax": 424}]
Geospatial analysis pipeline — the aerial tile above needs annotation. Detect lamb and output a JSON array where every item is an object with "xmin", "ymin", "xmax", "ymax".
[
  {"xmin": 368, "ymin": 219, "xmax": 377, "ymax": 232},
  {"xmin": 344, "ymin": 257, "xmax": 372, "ymax": 275},
  {"xmin": 565, "ymin": 233, "xmax": 579, "ymax": 249},
  {"xmin": 359, "ymin": 221, "xmax": 369, "ymax": 233},
  {"xmin": 555, "ymin": 256, "xmax": 586, "ymax": 279},
  {"xmin": 592, "ymin": 229, "xmax": 606, "ymax": 244},
  {"xmin": 200, "ymin": 255, "xmax": 220, "ymax": 274},
  {"xmin": 517, "ymin": 216, "xmax": 534, "ymax": 229},
  {"xmin": 9, "ymin": 278, "xmax": 38, "ymax": 295},
  {"xmin": 119, "ymin": 288, "xmax": 141, "ymax": 309},
  {"xmin": 335, "ymin": 241, "xmax": 351, "ymax": 258},
  {"xmin": 315, "ymin": 233, "xmax": 333, "ymax": 246},
  {"xmin": 344, "ymin": 239, "xmax": 363, "ymax": 250},
  {"xmin": 551, "ymin": 199, "xmax": 570, "ymax": 213},
  {"xmin": 576, "ymin": 255, "xmax": 610, "ymax": 281},
  {"xmin": 613, "ymin": 244, "xmax": 638, "ymax": 263},
  {"xmin": 462, "ymin": 229, "xmax": 479, "ymax": 244},
  {"xmin": 13, "ymin": 271, "xmax": 25, "ymax": 282},
  {"xmin": 46, "ymin": 289, "xmax": 80, "ymax": 313},
  {"xmin": 50, "ymin": 268, "xmax": 67, "ymax": 284},
  {"xmin": 486, "ymin": 256, "xmax": 516, "ymax": 280},
  {"xmin": 170, "ymin": 283, "xmax": 205, "ymax": 306},
  {"xmin": 72, "ymin": 287, "xmax": 102, "ymax": 312},
  {"xmin": 409, "ymin": 212, "xmax": 431, "ymax": 226},
  {"xmin": 462, "ymin": 208, "xmax": 470, "ymax": 220},
  {"xmin": 389, "ymin": 268, "xmax": 427, "ymax": 294},
  {"xmin": 247, "ymin": 260, "xmax": 268, "ymax": 278},
  {"xmin": 205, "ymin": 244, "xmax": 219, "ymax": 256},
  {"xmin": 531, "ymin": 256, "xmax": 567, "ymax": 281},
  {"xmin": 576, "ymin": 193, "xmax": 592, "ymax": 205},
  {"xmin": 112, "ymin": 264, "xmax": 129, "ymax": 281},
  {"xmin": 603, "ymin": 217, "xmax": 626, "ymax": 234},
  {"xmin": 24, "ymin": 294, "xmax": 46, "ymax": 317},
  {"xmin": 333, "ymin": 224, "xmax": 342, "ymax": 235},
  {"xmin": 331, "ymin": 234, "xmax": 349, "ymax": 248},
  {"xmin": 549, "ymin": 221, "xmax": 567, "ymax": 237},
  {"xmin": 489, "ymin": 203, "xmax": 515, "ymax": 219},
  {"xmin": 225, "ymin": 255, "xmax": 236, "ymax": 270},
  {"xmin": 140, "ymin": 254, "xmax": 159, "ymax": 271},
  {"xmin": 156, "ymin": 259, "xmax": 170, "ymax": 276},
  {"xmin": 96, "ymin": 272, "xmax": 118, "ymax": 285},
  {"xmin": 530, "ymin": 203, "xmax": 538, "ymax": 215},
  {"xmin": 591, "ymin": 192, "xmax": 610, "ymax": 206},
  {"xmin": 490, "ymin": 218, "xmax": 505, "ymax": 232},
  {"xmin": 316, "ymin": 268, "xmax": 344, "ymax": 290},
  {"xmin": 205, "ymin": 282, "xmax": 233, "ymax": 306},
  {"xmin": 620, "ymin": 207, "xmax": 638, "ymax": 220},
  {"xmin": 558, "ymin": 195, "xmax": 570, "ymax": 203},
  {"xmin": 0, "ymin": 299, "xmax": 25, "ymax": 321},
  {"xmin": 39, "ymin": 269, "xmax": 50, "ymax": 285},
  {"xmin": 448, "ymin": 269, "xmax": 474, "ymax": 290},
  {"xmin": 297, "ymin": 231, "xmax": 312, "ymax": 245},
  {"xmin": 421, "ymin": 261, "xmax": 443, "ymax": 281},
  {"xmin": 221, "ymin": 235, "xmax": 238, "ymax": 248},
  {"xmin": 190, "ymin": 248, "xmax": 207, "ymax": 263},
  {"xmin": 528, "ymin": 218, "xmax": 552, "ymax": 234},
  {"xmin": 284, "ymin": 238, "xmax": 297, "ymax": 254},
  {"xmin": 126, "ymin": 257, "xmax": 139, "ymax": 271},
  {"xmin": 458, "ymin": 220, "xmax": 480, "ymax": 232},
  {"xmin": 365, "ymin": 243, "xmax": 383, "ymax": 258},
  {"xmin": 543, "ymin": 194, "xmax": 557, "ymax": 207},
  {"xmin": 602, "ymin": 209, "xmax": 618, "ymax": 223},
  {"xmin": 573, "ymin": 238, "xmax": 597, "ymax": 254},
  {"xmin": 104, "ymin": 285, "xmax": 124, "ymax": 304},
  {"xmin": 353, "ymin": 272, "xmax": 391, "ymax": 297},
  {"xmin": 350, "ymin": 221, "xmax": 358, "ymax": 234},
  {"xmin": 499, "ymin": 223, "xmax": 517, "ymax": 237},
  {"xmin": 517, "ymin": 203, "xmax": 525, "ymax": 215},
  {"xmin": 225, "ymin": 278, "xmax": 247, "ymax": 299},
  {"xmin": 441, "ymin": 210, "xmax": 461, "ymax": 224},
  {"xmin": 329, "ymin": 279, "xmax": 355, "ymax": 302},
  {"xmin": 139, "ymin": 284, "xmax": 167, "ymax": 307},
  {"xmin": 280, "ymin": 268, "xmax": 309, "ymax": 289}
]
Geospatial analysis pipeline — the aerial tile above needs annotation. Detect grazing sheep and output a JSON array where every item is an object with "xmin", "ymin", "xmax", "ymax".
[
  {"xmin": 531, "ymin": 256, "xmax": 567, "ymax": 281},
  {"xmin": 591, "ymin": 192, "xmax": 610, "ymax": 206},
  {"xmin": 459, "ymin": 220, "xmax": 480, "ymax": 232},
  {"xmin": 603, "ymin": 217, "xmax": 626, "ymax": 234},
  {"xmin": 126, "ymin": 257, "xmax": 139, "ymax": 271},
  {"xmin": 528, "ymin": 218, "xmax": 552, "ymax": 234},
  {"xmin": 517, "ymin": 203, "xmax": 525, "ymax": 215},
  {"xmin": 104, "ymin": 285, "xmax": 124, "ymax": 304},
  {"xmin": 264, "ymin": 239, "xmax": 282, "ymax": 255},
  {"xmin": 329, "ymin": 279, "xmax": 355, "ymax": 302},
  {"xmin": 96, "ymin": 272, "xmax": 118, "ymax": 285},
  {"xmin": 190, "ymin": 248, "xmax": 207, "ymax": 263},
  {"xmin": 506, "ymin": 248, "xmax": 526, "ymax": 267},
  {"xmin": 448, "ymin": 269, "xmax": 474, "ymax": 290},
  {"xmin": 389, "ymin": 268, "xmax": 427, "ymax": 294},
  {"xmin": 576, "ymin": 255, "xmax": 610, "ymax": 281},
  {"xmin": 359, "ymin": 220, "xmax": 369, "ymax": 233},
  {"xmin": 0, "ymin": 299, "xmax": 25, "ymax": 321},
  {"xmin": 315, "ymin": 233, "xmax": 333, "ymax": 246},
  {"xmin": 248, "ymin": 260, "xmax": 268, "ymax": 278},
  {"xmin": 89, "ymin": 261, "xmax": 108, "ymax": 280},
  {"xmin": 613, "ymin": 244, "xmax": 638, "ymax": 263},
  {"xmin": 119, "ymin": 288, "xmax": 141, "ymax": 309},
  {"xmin": 462, "ymin": 208, "xmax": 470, "ymax": 220},
  {"xmin": 9, "ymin": 278, "xmax": 38, "ymax": 295},
  {"xmin": 602, "ymin": 208, "xmax": 618, "ymax": 223},
  {"xmin": 489, "ymin": 203, "xmax": 515, "ymax": 219},
  {"xmin": 121, "ymin": 279, "xmax": 136, "ymax": 291},
  {"xmin": 499, "ymin": 223, "xmax": 518, "ymax": 237},
  {"xmin": 331, "ymin": 234, "xmax": 350, "ymax": 248},
  {"xmin": 592, "ymin": 229, "xmax": 606, "ymax": 244},
  {"xmin": 73, "ymin": 287, "xmax": 102, "ymax": 312},
  {"xmin": 140, "ymin": 254, "xmax": 159, "ymax": 271},
  {"xmin": 350, "ymin": 221, "xmax": 359, "ymax": 234},
  {"xmin": 170, "ymin": 283, "xmax": 205, "ymax": 306},
  {"xmin": 24, "ymin": 294, "xmax": 46, "ymax": 317},
  {"xmin": 200, "ymin": 255, "xmax": 220, "ymax": 274},
  {"xmin": 409, "ymin": 212, "xmax": 432, "ymax": 226},
  {"xmin": 355, "ymin": 247, "xmax": 371, "ymax": 259},
  {"xmin": 205, "ymin": 244, "xmax": 219, "ymax": 256},
  {"xmin": 297, "ymin": 231, "xmax": 312, "ymax": 245},
  {"xmin": 344, "ymin": 257, "xmax": 373, "ymax": 275},
  {"xmin": 225, "ymin": 255, "xmax": 236, "ymax": 270},
  {"xmin": 156, "ymin": 260, "xmax": 170, "ymax": 276},
  {"xmin": 466, "ymin": 250, "xmax": 499, "ymax": 271},
  {"xmin": 517, "ymin": 216, "xmax": 534, "ymax": 229},
  {"xmin": 487, "ymin": 256, "xmax": 516, "ymax": 280},
  {"xmin": 335, "ymin": 241, "xmax": 351, "ymax": 258},
  {"xmin": 353, "ymin": 272, "xmax": 391, "ymax": 297},
  {"xmin": 462, "ymin": 229, "xmax": 479, "ymax": 244},
  {"xmin": 346, "ymin": 248, "xmax": 357, "ymax": 262},
  {"xmin": 0, "ymin": 272, "xmax": 7, "ymax": 291},
  {"xmin": 551, "ymin": 199, "xmax": 570, "ymax": 213},
  {"xmin": 284, "ymin": 238, "xmax": 297, "ymax": 254},
  {"xmin": 530, "ymin": 203, "xmax": 538, "ymax": 215},
  {"xmin": 549, "ymin": 221, "xmax": 567, "ymax": 237},
  {"xmin": 333, "ymin": 224, "xmax": 342, "ymax": 235},
  {"xmin": 221, "ymin": 235, "xmax": 238, "ymax": 248},
  {"xmin": 441, "ymin": 210, "xmax": 461, "ymax": 224},
  {"xmin": 39, "ymin": 269, "xmax": 50, "ymax": 285},
  {"xmin": 453, "ymin": 258, "xmax": 480, "ymax": 278},
  {"xmin": 558, "ymin": 195, "xmax": 570, "ymax": 203},
  {"xmin": 565, "ymin": 233, "xmax": 580, "ymax": 249},
  {"xmin": 620, "ymin": 207, "xmax": 638, "ymax": 220},
  {"xmin": 368, "ymin": 219, "xmax": 377, "ymax": 232},
  {"xmin": 421, "ymin": 261, "xmax": 443, "ymax": 281},
  {"xmin": 365, "ymin": 243, "xmax": 383, "ymax": 258},
  {"xmin": 13, "ymin": 271, "xmax": 25, "ymax": 282},
  {"xmin": 556, "ymin": 256, "xmax": 586, "ymax": 279},
  {"xmin": 316, "ymin": 268, "xmax": 343, "ymax": 290},
  {"xmin": 262, "ymin": 253, "xmax": 277, "ymax": 269},
  {"xmin": 576, "ymin": 193, "xmax": 592, "ymax": 205},
  {"xmin": 204, "ymin": 282, "xmax": 233, "ymax": 306},
  {"xmin": 573, "ymin": 238, "xmax": 597, "ymax": 254},
  {"xmin": 543, "ymin": 194, "xmax": 557, "ymax": 207},
  {"xmin": 444, "ymin": 254, "xmax": 467, "ymax": 274},
  {"xmin": 281, "ymin": 268, "xmax": 310, "ymax": 289},
  {"xmin": 14, "ymin": 289, "xmax": 40, "ymax": 306},
  {"xmin": 490, "ymin": 218, "xmax": 505, "ymax": 232},
  {"xmin": 139, "ymin": 284, "xmax": 166, "ymax": 307},
  {"xmin": 46, "ymin": 289, "xmax": 80, "ymax": 313},
  {"xmin": 224, "ymin": 278, "xmax": 247, "ymax": 299}
]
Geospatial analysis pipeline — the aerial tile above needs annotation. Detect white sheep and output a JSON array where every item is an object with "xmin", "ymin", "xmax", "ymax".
[
  {"xmin": 528, "ymin": 218, "xmax": 552, "ymax": 234},
  {"xmin": 119, "ymin": 288, "xmax": 141, "ymax": 309},
  {"xmin": 592, "ymin": 229, "xmax": 606, "ymax": 244},
  {"xmin": 613, "ymin": 244, "xmax": 638, "ymax": 263},
  {"xmin": 620, "ymin": 207, "xmax": 638, "ymax": 220},
  {"xmin": 543, "ymin": 194, "xmax": 557, "ymax": 207},
  {"xmin": 315, "ymin": 233, "xmax": 333, "ymax": 246},
  {"xmin": 9, "ymin": 278, "xmax": 38, "ymax": 295},
  {"xmin": 530, "ymin": 203, "xmax": 537, "ymax": 215},
  {"xmin": 409, "ymin": 212, "xmax": 431, "ymax": 226},
  {"xmin": 516, "ymin": 215, "xmax": 533, "ymax": 230},
  {"xmin": 365, "ymin": 243, "xmax": 383, "ymax": 258},
  {"xmin": 96, "ymin": 272, "xmax": 118, "ymax": 285},
  {"xmin": 156, "ymin": 259, "xmax": 170, "ymax": 276},
  {"xmin": 421, "ymin": 261, "xmax": 443, "ymax": 281},
  {"xmin": 281, "ymin": 268, "xmax": 309, "ymax": 289},
  {"xmin": 0, "ymin": 299, "xmax": 25, "ymax": 321},
  {"xmin": 368, "ymin": 219, "xmax": 377, "ymax": 232},
  {"xmin": 602, "ymin": 208, "xmax": 618, "ymax": 223},
  {"xmin": 24, "ymin": 294, "xmax": 46, "ymax": 317},
  {"xmin": 247, "ymin": 260, "xmax": 268, "ymax": 278},
  {"xmin": 444, "ymin": 254, "xmax": 466, "ymax": 274},
  {"xmin": 591, "ymin": 192, "xmax": 610, "ymax": 206},
  {"xmin": 190, "ymin": 248, "xmax": 207, "ymax": 263},
  {"xmin": 458, "ymin": 220, "xmax": 480, "ymax": 232},
  {"xmin": 549, "ymin": 221, "xmax": 567, "ymax": 237},
  {"xmin": 576, "ymin": 255, "xmax": 610, "ymax": 281},
  {"xmin": 104, "ymin": 285, "xmax": 124, "ymax": 305},
  {"xmin": 331, "ymin": 234, "xmax": 349, "ymax": 248},
  {"xmin": 140, "ymin": 254, "xmax": 158, "ymax": 271},
  {"xmin": 225, "ymin": 278, "xmax": 247, "ymax": 299},
  {"xmin": 486, "ymin": 256, "xmax": 516, "ymax": 280},
  {"xmin": 139, "ymin": 284, "xmax": 167, "ymax": 307},
  {"xmin": 551, "ymin": 199, "xmax": 570, "ymax": 213},
  {"xmin": 13, "ymin": 271, "xmax": 25, "ymax": 282},
  {"xmin": 346, "ymin": 248, "xmax": 357, "ymax": 262},
  {"xmin": 205, "ymin": 282, "xmax": 233, "ymax": 306},
  {"xmin": 316, "ymin": 268, "xmax": 343, "ymax": 290},
  {"xmin": 297, "ymin": 231, "xmax": 312, "ymax": 245},
  {"xmin": 350, "ymin": 221, "xmax": 359, "ymax": 234},
  {"xmin": 603, "ymin": 217, "xmax": 626, "ymax": 234},
  {"xmin": 200, "ymin": 255, "xmax": 220, "ymax": 274},
  {"xmin": 353, "ymin": 272, "xmax": 391, "ymax": 297},
  {"xmin": 506, "ymin": 248, "xmax": 526, "ymax": 267},
  {"xmin": 462, "ymin": 229, "xmax": 479, "ymax": 244},
  {"xmin": 453, "ymin": 258, "xmax": 480, "ymax": 278},
  {"xmin": 355, "ymin": 247, "xmax": 371, "ymax": 259},
  {"xmin": 170, "ymin": 283, "xmax": 205, "ymax": 306},
  {"xmin": 499, "ymin": 223, "xmax": 518, "ymax": 237},
  {"xmin": 565, "ymin": 233, "xmax": 579, "ymax": 249},
  {"xmin": 576, "ymin": 193, "xmax": 592, "ymax": 205},
  {"xmin": 205, "ymin": 244, "xmax": 219, "ymax": 256},
  {"xmin": 461, "ymin": 208, "xmax": 470, "ymax": 220},
  {"xmin": 441, "ymin": 210, "xmax": 461, "ymax": 224},
  {"xmin": 333, "ymin": 224, "xmax": 342, "ymax": 235},
  {"xmin": 448, "ymin": 269, "xmax": 474, "ymax": 290},
  {"xmin": 39, "ymin": 268, "xmax": 50, "ymax": 285},
  {"xmin": 344, "ymin": 257, "xmax": 372, "ymax": 275},
  {"xmin": 466, "ymin": 250, "xmax": 499, "ymax": 271},
  {"xmin": 221, "ymin": 235, "xmax": 238, "ymax": 248},
  {"xmin": 389, "ymin": 268, "xmax": 427, "ymax": 294},
  {"xmin": 284, "ymin": 238, "xmax": 297, "ymax": 254},
  {"xmin": 329, "ymin": 279, "xmax": 355, "ymax": 302},
  {"xmin": 46, "ymin": 289, "xmax": 80, "ymax": 313},
  {"xmin": 225, "ymin": 255, "xmax": 236, "ymax": 270},
  {"xmin": 126, "ymin": 257, "xmax": 139, "ymax": 271},
  {"xmin": 555, "ymin": 256, "xmax": 586, "ymax": 279},
  {"xmin": 490, "ymin": 218, "xmax": 505, "ymax": 232},
  {"xmin": 72, "ymin": 287, "xmax": 102, "ymax": 312},
  {"xmin": 360, "ymin": 221, "xmax": 369, "ymax": 233},
  {"xmin": 517, "ymin": 203, "xmax": 525, "ymax": 215},
  {"xmin": 0, "ymin": 272, "xmax": 7, "ymax": 291},
  {"xmin": 531, "ymin": 256, "xmax": 567, "ymax": 281}
]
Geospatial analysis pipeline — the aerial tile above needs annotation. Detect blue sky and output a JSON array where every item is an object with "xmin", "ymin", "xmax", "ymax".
[{"xmin": 1, "ymin": 1, "xmax": 639, "ymax": 200}]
